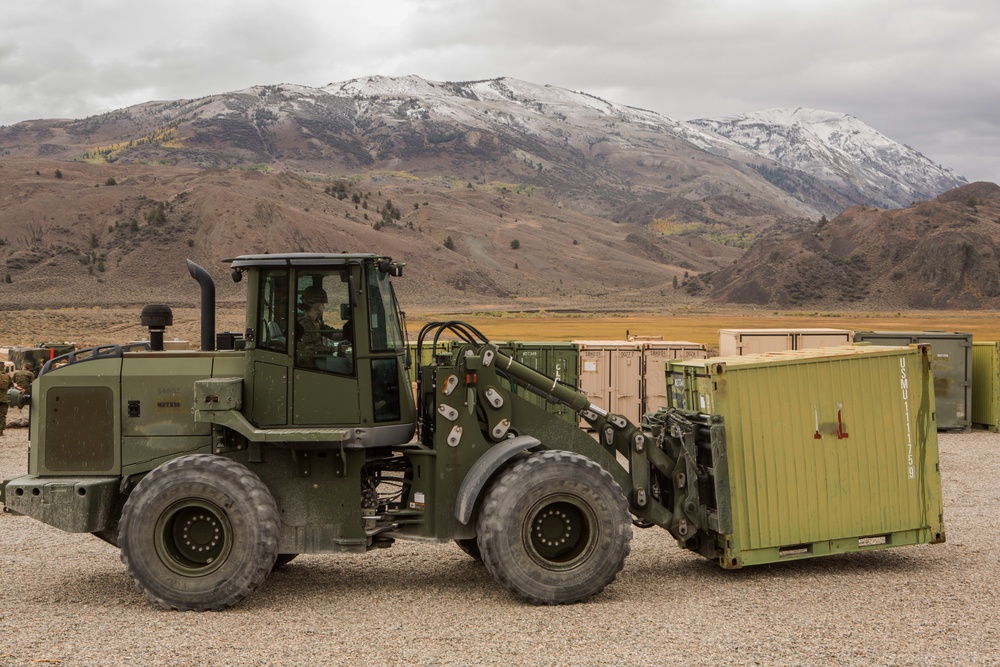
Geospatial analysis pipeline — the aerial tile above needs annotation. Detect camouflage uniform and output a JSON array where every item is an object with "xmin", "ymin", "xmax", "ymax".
[
  {"xmin": 12, "ymin": 368, "xmax": 34, "ymax": 393},
  {"xmin": 296, "ymin": 313, "xmax": 326, "ymax": 367},
  {"xmin": 296, "ymin": 285, "xmax": 330, "ymax": 367},
  {"xmin": 0, "ymin": 372, "xmax": 10, "ymax": 435}
]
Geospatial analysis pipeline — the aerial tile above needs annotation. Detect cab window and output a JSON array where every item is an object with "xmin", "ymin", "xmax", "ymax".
[
  {"xmin": 256, "ymin": 269, "xmax": 288, "ymax": 353},
  {"xmin": 367, "ymin": 265, "xmax": 404, "ymax": 353},
  {"xmin": 294, "ymin": 269, "xmax": 354, "ymax": 375}
]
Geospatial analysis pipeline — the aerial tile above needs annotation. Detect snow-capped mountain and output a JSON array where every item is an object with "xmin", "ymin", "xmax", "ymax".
[
  {"xmin": 312, "ymin": 78, "xmax": 966, "ymax": 212},
  {"xmin": 0, "ymin": 76, "xmax": 980, "ymax": 310},
  {"xmin": 0, "ymin": 76, "xmax": 968, "ymax": 221},
  {"xmin": 688, "ymin": 108, "xmax": 966, "ymax": 210}
]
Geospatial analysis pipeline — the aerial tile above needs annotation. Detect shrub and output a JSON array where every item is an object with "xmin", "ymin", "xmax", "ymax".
[{"xmin": 146, "ymin": 202, "xmax": 167, "ymax": 225}]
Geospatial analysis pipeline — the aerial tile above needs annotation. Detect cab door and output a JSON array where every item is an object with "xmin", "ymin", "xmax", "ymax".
[
  {"xmin": 248, "ymin": 267, "xmax": 291, "ymax": 426},
  {"xmin": 290, "ymin": 267, "xmax": 361, "ymax": 425}
]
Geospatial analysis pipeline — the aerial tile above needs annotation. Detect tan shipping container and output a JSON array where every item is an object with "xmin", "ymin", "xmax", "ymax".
[
  {"xmin": 642, "ymin": 341, "xmax": 707, "ymax": 413},
  {"xmin": 719, "ymin": 328, "xmax": 853, "ymax": 356},
  {"xmin": 574, "ymin": 341, "xmax": 643, "ymax": 425}
]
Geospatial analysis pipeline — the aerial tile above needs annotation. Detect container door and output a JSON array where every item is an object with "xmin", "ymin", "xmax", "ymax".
[
  {"xmin": 740, "ymin": 333, "xmax": 794, "ymax": 355},
  {"xmin": 514, "ymin": 343, "xmax": 547, "ymax": 411},
  {"xmin": 677, "ymin": 345, "xmax": 708, "ymax": 361},
  {"xmin": 795, "ymin": 332, "xmax": 852, "ymax": 350},
  {"xmin": 578, "ymin": 346, "xmax": 610, "ymax": 427},
  {"xmin": 718, "ymin": 331, "xmax": 739, "ymax": 357},
  {"xmin": 920, "ymin": 334, "xmax": 972, "ymax": 431},
  {"xmin": 643, "ymin": 347, "xmax": 673, "ymax": 414},
  {"xmin": 972, "ymin": 343, "xmax": 1000, "ymax": 431},
  {"xmin": 609, "ymin": 345, "xmax": 643, "ymax": 423}
]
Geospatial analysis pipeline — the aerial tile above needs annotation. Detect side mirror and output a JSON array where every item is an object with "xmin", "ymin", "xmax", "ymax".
[{"xmin": 378, "ymin": 260, "xmax": 404, "ymax": 277}]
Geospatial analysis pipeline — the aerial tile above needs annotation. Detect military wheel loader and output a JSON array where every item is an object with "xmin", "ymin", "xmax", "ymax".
[{"xmin": 1, "ymin": 253, "xmax": 944, "ymax": 610}]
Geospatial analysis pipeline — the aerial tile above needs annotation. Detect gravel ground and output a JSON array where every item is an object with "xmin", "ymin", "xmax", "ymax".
[{"xmin": 0, "ymin": 424, "xmax": 996, "ymax": 667}]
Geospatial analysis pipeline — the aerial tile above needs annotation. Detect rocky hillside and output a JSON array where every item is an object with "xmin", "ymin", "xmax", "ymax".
[
  {"xmin": 0, "ymin": 157, "xmax": 741, "ymax": 312},
  {"xmin": 0, "ymin": 76, "xmax": 974, "ymax": 311},
  {"xmin": 706, "ymin": 182, "xmax": 1000, "ymax": 309}
]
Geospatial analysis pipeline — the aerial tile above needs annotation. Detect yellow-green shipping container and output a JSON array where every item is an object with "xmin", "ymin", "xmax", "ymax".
[
  {"xmin": 666, "ymin": 344, "xmax": 945, "ymax": 567},
  {"xmin": 972, "ymin": 341, "xmax": 1000, "ymax": 432}
]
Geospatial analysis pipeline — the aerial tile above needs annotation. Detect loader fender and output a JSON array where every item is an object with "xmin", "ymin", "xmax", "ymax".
[{"xmin": 454, "ymin": 435, "xmax": 542, "ymax": 525}]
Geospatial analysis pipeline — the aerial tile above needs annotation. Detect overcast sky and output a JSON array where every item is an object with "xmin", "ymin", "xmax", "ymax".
[{"xmin": 2, "ymin": 0, "xmax": 998, "ymax": 184}]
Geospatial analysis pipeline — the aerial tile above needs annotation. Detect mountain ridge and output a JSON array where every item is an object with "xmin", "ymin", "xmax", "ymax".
[
  {"xmin": 1, "ymin": 76, "xmax": 965, "ymax": 219},
  {"xmin": 0, "ymin": 75, "xmax": 977, "ymax": 311},
  {"xmin": 688, "ymin": 107, "xmax": 964, "ymax": 211}
]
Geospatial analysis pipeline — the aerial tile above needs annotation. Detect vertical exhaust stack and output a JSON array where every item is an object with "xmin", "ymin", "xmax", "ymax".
[
  {"xmin": 186, "ymin": 260, "xmax": 216, "ymax": 351},
  {"xmin": 140, "ymin": 305, "xmax": 173, "ymax": 351}
]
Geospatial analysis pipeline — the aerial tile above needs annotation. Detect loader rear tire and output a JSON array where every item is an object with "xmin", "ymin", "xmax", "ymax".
[
  {"xmin": 476, "ymin": 450, "xmax": 632, "ymax": 604},
  {"xmin": 119, "ymin": 454, "xmax": 280, "ymax": 611}
]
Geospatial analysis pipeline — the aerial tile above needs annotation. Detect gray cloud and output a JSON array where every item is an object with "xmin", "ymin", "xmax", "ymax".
[{"xmin": 2, "ymin": 0, "xmax": 997, "ymax": 183}]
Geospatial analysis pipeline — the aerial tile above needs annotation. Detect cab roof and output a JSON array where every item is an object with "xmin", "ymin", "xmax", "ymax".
[{"xmin": 225, "ymin": 253, "xmax": 388, "ymax": 269}]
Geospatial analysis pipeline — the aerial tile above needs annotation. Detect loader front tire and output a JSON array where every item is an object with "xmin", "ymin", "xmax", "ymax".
[
  {"xmin": 454, "ymin": 538, "xmax": 483, "ymax": 562},
  {"xmin": 119, "ymin": 454, "xmax": 280, "ymax": 611},
  {"xmin": 273, "ymin": 553, "xmax": 298, "ymax": 570},
  {"xmin": 476, "ymin": 450, "xmax": 632, "ymax": 604}
]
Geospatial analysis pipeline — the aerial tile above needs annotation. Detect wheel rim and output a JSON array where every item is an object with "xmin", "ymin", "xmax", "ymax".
[
  {"xmin": 154, "ymin": 499, "xmax": 233, "ymax": 577},
  {"xmin": 523, "ymin": 494, "xmax": 597, "ymax": 571}
]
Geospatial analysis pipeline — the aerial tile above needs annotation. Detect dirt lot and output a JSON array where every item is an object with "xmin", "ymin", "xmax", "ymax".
[{"xmin": 0, "ymin": 423, "xmax": 996, "ymax": 666}]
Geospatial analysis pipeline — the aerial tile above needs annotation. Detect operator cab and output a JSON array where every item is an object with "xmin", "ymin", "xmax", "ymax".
[{"xmin": 228, "ymin": 253, "xmax": 414, "ymax": 445}]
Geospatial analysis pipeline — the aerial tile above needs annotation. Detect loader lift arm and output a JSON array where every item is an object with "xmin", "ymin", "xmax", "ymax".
[{"xmin": 412, "ymin": 322, "xmax": 721, "ymax": 535}]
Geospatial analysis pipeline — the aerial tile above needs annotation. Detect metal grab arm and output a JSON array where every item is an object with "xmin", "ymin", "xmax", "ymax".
[{"xmin": 490, "ymin": 347, "xmax": 594, "ymax": 414}]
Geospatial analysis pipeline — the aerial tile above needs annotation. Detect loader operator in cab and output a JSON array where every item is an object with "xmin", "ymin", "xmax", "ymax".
[
  {"xmin": 295, "ymin": 284, "xmax": 354, "ymax": 373},
  {"xmin": 296, "ymin": 285, "xmax": 329, "ymax": 367}
]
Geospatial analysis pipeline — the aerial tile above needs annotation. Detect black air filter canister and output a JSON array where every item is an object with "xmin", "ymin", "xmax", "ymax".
[{"xmin": 140, "ymin": 304, "xmax": 173, "ymax": 351}]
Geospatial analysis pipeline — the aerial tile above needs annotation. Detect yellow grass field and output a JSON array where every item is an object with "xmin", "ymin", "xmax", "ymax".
[{"xmin": 5, "ymin": 307, "xmax": 1000, "ymax": 353}]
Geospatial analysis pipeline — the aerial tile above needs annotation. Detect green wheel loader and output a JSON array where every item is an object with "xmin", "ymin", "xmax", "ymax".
[{"xmin": 1, "ymin": 254, "xmax": 945, "ymax": 610}]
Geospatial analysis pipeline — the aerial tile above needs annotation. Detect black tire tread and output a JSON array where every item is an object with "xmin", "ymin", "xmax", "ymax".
[
  {"xmin": 119, "ymin": 454, "xmax": 280, "ymax": 611},
  {"xmin": 476, "ymin": 450, "xmax": 632, "ymax": 604}
]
